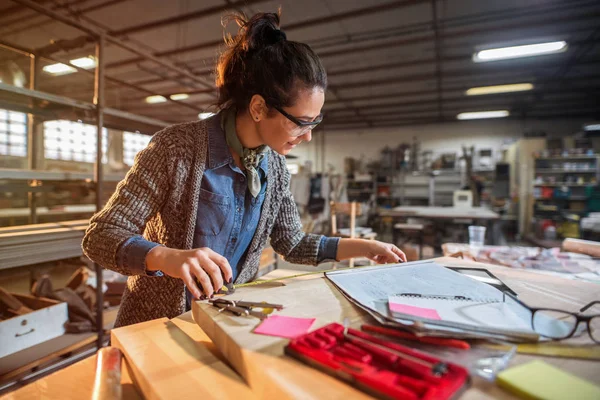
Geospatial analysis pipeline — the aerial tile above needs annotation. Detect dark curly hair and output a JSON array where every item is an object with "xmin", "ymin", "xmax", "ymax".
[{"xmin": 216, "ymin": 11, "xmax": 327, "ymax": 112}]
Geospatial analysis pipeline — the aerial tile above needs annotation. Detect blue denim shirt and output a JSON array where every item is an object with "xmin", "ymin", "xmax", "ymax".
[{"xmin": 115, "ymin": 115, "xmax": 339, "ymax": 303}]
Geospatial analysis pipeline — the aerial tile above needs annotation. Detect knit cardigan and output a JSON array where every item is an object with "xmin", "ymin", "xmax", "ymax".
[{"xmin": 82, "ymin": 119, "xmax": 323, "ymax": 327}]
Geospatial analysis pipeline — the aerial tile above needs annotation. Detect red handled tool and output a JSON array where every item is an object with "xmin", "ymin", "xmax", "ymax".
[{"xmin": 361, "ymin": 324, "xmax": 471, "ymax": 350}]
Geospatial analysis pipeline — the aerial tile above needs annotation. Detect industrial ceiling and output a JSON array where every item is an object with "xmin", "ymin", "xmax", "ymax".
[{"xmin": 0, "ymin": 0, "xmax": 599, "ymax": 131}]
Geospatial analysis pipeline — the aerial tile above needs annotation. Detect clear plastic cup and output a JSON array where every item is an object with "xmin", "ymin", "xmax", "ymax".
[{"xmin": 468, "ymin": 225, "xmax": 486, "ymax": 254}]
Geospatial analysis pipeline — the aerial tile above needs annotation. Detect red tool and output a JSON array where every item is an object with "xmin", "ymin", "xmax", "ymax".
[
  {"xmin": 361, "ymin": 324, "xmax": 471, "ymax": 350},
  {"xmin": 285, "ymin": 322, "xmax": 470, "ymax": 400}
]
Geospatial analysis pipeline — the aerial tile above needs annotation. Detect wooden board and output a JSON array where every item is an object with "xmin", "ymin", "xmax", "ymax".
[
  {"xmin": 192, "ymin": 257, "xmax": 600, "ymax": 399},
  {"xmin": 111, "ymin": 316, "xmax": 256, "ymax": 400},
  {"xmin": 193, "ymin": 274, "xmax": 374, "ymax": 399}
]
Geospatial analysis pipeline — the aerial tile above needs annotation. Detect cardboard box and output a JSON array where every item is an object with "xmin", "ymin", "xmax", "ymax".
[{"xmin": 0, "ymin": 294, "xmax": 68, "ymax": 358}]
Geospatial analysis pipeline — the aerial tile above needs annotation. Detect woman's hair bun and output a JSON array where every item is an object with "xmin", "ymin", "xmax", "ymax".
[{"xmin": 217, "ymin": 11, "xmax": 326, "ymax": 110}]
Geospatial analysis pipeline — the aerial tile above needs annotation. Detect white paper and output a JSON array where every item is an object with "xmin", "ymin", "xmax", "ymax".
[{"xmin": 326, "ymin": 261, "xmax": 539, "ymax": 341}]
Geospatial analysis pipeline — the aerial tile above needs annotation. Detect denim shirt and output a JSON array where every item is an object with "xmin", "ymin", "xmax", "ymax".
[{"xmin": 115, "ymin": 115, "xmax": 339, "ymax": 303}]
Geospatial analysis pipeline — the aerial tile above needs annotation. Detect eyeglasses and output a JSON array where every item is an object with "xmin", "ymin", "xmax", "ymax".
[
  {"xmin": 505, "ymin": 292, "xmax": 600, "ymax": 343},
  {"xmin": 272, "ymin": 105, "xmax": 323, "ymax": 137}
]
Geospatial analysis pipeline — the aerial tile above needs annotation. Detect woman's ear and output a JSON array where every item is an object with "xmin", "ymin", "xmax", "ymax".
[{"xmin": 249, "ymin": 94, "xmax": 267, "ymax": 122}]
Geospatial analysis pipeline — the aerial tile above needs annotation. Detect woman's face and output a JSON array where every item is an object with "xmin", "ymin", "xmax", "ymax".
[{"xmin": 258, "ymin": 87, "xmax": 325, "ymax": 155}]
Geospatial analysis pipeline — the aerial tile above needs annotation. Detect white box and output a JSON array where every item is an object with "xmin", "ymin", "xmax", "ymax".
[{"xmin": 0, "ymin": 294, "xmax": 68, "ymax": 358}]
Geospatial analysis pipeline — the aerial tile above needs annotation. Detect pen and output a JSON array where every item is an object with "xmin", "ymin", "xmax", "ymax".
[
  {"xmin": 361, "ymin": 324, "xmax": 471, "ymax": 350},
  {"xmin": 398, "ymin": 293, "xmax": 473, "ymax": 301}
]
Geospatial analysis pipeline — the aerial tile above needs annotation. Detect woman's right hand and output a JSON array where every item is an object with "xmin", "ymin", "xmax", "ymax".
[{"xmin": 145, "ymin": 247, "xmax": 233, "ymax": 299}]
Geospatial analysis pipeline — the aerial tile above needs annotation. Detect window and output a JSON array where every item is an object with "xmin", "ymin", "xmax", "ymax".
[
  {"xmin": 43, "ymin": 120, "xmax": 107, "ymax": 163},
  {"xmin": 123, "ymin": 131, "xmax": 151, "ymax": 166},
  {"xmin": 0, "ymin": 109, "xmax": 27, "ymax": 157}
]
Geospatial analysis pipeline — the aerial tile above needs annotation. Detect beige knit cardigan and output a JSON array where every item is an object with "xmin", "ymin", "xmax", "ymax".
[{"xmin": 82, "ymin": 118, "xmax": 322, "ymax": 327}]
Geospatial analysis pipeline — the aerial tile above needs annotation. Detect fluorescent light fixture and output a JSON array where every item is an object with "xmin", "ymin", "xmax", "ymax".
[
  {"xmin": 466, "ymin": 83, "xmax": 534, "ymax": 96},
  {"xmin": 70, "ymin": 56, "xmax": 96, "ymax": 69},
  {"xmin": 170, "ymin": 93, "xmax": 189, "ymax": 101},
  {"xmin": 43, "ymin": 63, "xmax": 77, "ymax": 75},
  {"xmin": 584, "ymin": 123, "xmax": 600, "ymax": 131},
  {"xmin": 198, "ymin": 112, "xmax": 215, "ymax": 120},
  {"xmin": 473, "ymin": 41, "xmax": 567, "ymax": 63},
  {"xmin": 145, "ymin": 95, "xmax": 167, "ymax": 104},
  {"xmin": 457, "ymin": 110, "xmax": 510, "ymax": 120}
]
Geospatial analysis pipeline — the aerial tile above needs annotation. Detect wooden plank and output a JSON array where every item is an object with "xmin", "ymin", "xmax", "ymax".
[
  {"xmin": 193, "ymin": 276, "xmax": 373, "ymax": 399},
  {"xmin": 111, "ymin": 317, "xmax": 256, "ymax": 400},
  {"xmin": 192, "ymin": 257, "xmax": 600, "ymax": 399}
]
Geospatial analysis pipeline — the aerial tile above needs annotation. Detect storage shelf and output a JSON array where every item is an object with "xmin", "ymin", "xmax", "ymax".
[
  {"xmin": 534, "ymin": 196, "xmax": 588, "ymax": 201},
  {"xmin": 0, "ymin": 205, "xmax": 96, "ymax": 219},
  {"xmin": 535, "ymin": 155, "xmax": 599, "ymax": 161},
  {"xmin": 533, "ymin": 183, "xmax": 594, "ymax": 187},
  {"xmin": 0, "ymin": 168, "xmax": 126, "ymax": 182},
  {"xmin": 0, "ymin": 82, "xmax": 168, "ymax": 134},
  {"xmin": 535, "ymin": 169, "xmax": 597, "ymax": 173}
]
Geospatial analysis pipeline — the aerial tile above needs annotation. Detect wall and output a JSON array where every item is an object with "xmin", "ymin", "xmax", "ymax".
[{"xmin": 290, "ymin": 118, "xmax": 588, "ymax": 174}]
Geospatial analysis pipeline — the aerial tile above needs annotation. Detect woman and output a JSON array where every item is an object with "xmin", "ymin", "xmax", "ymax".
[{"xmin": 83, "ymin": 12, "xmax": 406, "ymax": 328}]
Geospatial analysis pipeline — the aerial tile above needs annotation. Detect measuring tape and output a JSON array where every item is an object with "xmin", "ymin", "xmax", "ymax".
[{"xmin": 232, "ymin": 264, "xmax": 372, "ymax": 290}]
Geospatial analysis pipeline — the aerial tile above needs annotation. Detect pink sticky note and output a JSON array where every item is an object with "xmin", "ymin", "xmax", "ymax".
[
  {"xmin": 253, "ymin": 315, "xmax": 316, "ymax": 339},
  {"xmin": 389, "ymin": 302, "xmax": 441, "ymax": 320}
]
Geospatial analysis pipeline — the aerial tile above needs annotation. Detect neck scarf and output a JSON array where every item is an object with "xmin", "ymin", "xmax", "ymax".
[{"xmin": 222, "ymin": 107, "xmax": 269, "ymax": 197}]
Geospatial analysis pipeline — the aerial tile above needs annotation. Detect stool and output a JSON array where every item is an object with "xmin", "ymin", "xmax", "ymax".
[{"xmin": 393, "ymin": 223, "xmax": 425, "ymax": 260}]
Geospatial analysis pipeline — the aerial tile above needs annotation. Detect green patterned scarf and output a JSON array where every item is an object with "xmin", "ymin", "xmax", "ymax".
[{"xmin": 222, "ymin": 108, "xmax": 268, "ymax": 197}]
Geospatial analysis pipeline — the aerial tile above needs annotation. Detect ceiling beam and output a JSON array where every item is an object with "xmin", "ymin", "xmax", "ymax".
[
  {"xmin": 11, "ymin": 0, "xmax": 217, "ymax": 96},
  {"xmin": 317, "ymin": 10, "xmax": 600, "ymax": 60},
  {"xmin": 325, "ymin": 89, "xmax": 597, "ymax": 115},
  {"xmin": 105, "ymin": 0, "xmax": 429, "ymax": 69},
  {"xmin": 328, "ymin": 59, "xmax": 600, "ymax": 91},
  {"xmin": 109, "ymin": 0, "xmax": 271, "ymax": 37}
]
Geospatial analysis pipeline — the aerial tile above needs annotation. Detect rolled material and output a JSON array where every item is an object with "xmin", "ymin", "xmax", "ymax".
[
  {"xmin": 92, "ymin": 347, "xmax": 122, "ymax": 400},
  {"xmin": 563, "ymin": 238, "xmax": 600, "ymax": 257}
]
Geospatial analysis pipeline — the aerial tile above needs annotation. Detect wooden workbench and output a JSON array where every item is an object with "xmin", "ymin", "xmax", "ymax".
[
  {"xmin": 5, "ymin": 259, "xmax": 600, "ymax": 399},
  {"xmin": 193, "ymin": 257, "xmax": 600, "ymax": 399}
]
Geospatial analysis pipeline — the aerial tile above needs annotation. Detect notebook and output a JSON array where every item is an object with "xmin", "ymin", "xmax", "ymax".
[{"xmin": 388, "ymin": 293, "xmax": 533, "ymax": 336}]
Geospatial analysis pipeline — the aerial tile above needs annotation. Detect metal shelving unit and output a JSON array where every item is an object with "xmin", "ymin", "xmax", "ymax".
[
  {"xmin": 376, "ymin": 170, "xmax": 462, "ymax": 207},
  {"xmin": 532, "ymin": 155, "xmax": 600, "ymax": 240},
  {"xmin": 0, "ymin": 1, "xmax": 184, "ymax": 374}
]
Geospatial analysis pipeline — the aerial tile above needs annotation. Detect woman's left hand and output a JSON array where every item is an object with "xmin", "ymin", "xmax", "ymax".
[{"xmin": 364, "ymin": 240, "xmax": 407, "ymax": 264}]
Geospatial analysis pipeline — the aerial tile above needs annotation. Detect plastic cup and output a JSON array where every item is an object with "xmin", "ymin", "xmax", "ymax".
[{"xmin": 468, "ymin": 225, "xmax": 486, "ymax": 254}]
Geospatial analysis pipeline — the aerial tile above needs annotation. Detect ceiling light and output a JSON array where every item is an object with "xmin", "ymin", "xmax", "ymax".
[
  {"xmin": 473, "ymin": 41, "xmax": 567, "ymax": 63},
  {"xmin": 145, "ymin": 95, "xmax": 167, "ymax": 104},
  {"xmin": 170, "ymin": 93, "xmax": 189, "ymax": 101},
  {"xmin": 43, "ymin": 63, "xmax": 77, "ymax": 76},
  {"xmin": 584, "ymin": 123, "xmax": 600, "ymax": 131},
  {"xmin": 457, "ymin": 110, "xmax": 510, "ymax": 120},
  {"xmin": 198, "ymin": 112, "xmax": 215, "ymax": 120},
  {"xmin": 466, "ymin": 83, "xmax": 534, "ymax": 96},
  {"xmin": 70, "ymin": 56, "xmax": 96, "ymax": 69}
]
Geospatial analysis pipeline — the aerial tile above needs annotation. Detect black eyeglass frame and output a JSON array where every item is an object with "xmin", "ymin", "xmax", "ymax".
[
  {"xmin": 505, "ymin": 292, "xmax": 600, "ymax": 343},
  {"xmin": 272, "ymin": 105, "xmax": 323, "ymax": 128}
]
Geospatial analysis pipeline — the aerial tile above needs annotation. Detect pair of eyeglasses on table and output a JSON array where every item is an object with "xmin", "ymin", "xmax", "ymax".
[{"xmin": 503, "ymin": 291, "xmax": 600, "ymax": 343}]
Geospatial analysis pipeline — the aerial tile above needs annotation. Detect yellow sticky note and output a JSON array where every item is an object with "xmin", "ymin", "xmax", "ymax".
[{"xmin": 497, "ymin": 360, "xmax": 600, "ymax": 400}]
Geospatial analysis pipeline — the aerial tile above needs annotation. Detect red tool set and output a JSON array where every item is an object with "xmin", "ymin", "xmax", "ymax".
[{"xmin": 285, "ymin": 323, "xmax": 470, "ymax": 400}]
